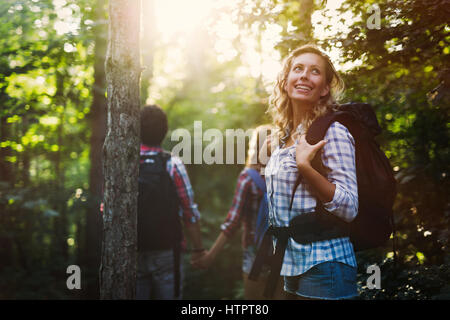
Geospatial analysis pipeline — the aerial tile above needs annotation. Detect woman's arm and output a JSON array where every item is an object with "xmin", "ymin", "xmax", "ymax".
[
  {"xmin": 192, "ymin": 171, "xmax": 252, "ymax": 269},
  {"xmin": 297, "ymin": 160, "xmax": 336, "ymax": 203},
  {"xmin": 192, "ymin": 232, "xmax": 228, "ymax": 269},
  {"xmin": 295, "ymin": 134, "xmax": 335, "ymax": 203},
  {"xmin": 295, "ymin": 122, "xmax": 358, "ymax": 222}
]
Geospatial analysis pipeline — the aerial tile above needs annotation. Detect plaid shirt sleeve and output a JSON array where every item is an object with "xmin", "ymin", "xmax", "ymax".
[
  {"xmin": 220, "ymin": 171, "xmax": 253, "ymax": 238},
  {"xmin": 168, "ymin": 156, "xmax": 201, "ymax": 226},
  {"xmin": 321, "ymin": 122, "xmax": 359, "ymax": 222}
]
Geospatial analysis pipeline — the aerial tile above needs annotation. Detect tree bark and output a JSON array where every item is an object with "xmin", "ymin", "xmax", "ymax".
[
  {"xmin": 100, "ymin": 0, "xmax": 141, "ymax": 300},
  {"xmin": 52, "ymin": 71, "xmax": 68, "ymax": 262},
  {"xmin": 298, "ymin": 0, "xmax": 314, "ymax": 43}
]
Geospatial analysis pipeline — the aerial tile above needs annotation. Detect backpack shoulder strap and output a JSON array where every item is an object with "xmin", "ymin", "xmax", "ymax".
[
  {"xmin": 246, "ymin": 168, "xmax": 266, "ymax": 193},
  {"xmin": 306, "ymin": 110, "xmax": 360, "ymax": 144},
  {"xmin": 305, "ymin": 111, "xmax": 340, "ymax": 144},
  {"xmin": 307, "ymin": 102, "xmax": 380, "ymax": 145},
  {"xmin": 160, "ymin": 150, "xmax": 172, "ymax": 164},
  {"xmin": 288, "ymin": 109, "xmax": 358, "ymax": 211},
  {"xmin": 149, "ymin": 150, "xmax": 171, "ymax": 173}
]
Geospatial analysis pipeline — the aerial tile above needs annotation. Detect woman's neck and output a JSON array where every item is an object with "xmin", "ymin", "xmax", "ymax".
[{"xmin": 291, "ymin": 100, "xmax": 313, "ymax": 132}]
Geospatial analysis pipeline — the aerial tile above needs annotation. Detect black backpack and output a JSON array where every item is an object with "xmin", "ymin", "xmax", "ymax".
[
  {"xmin": 137, "ymin": 150, "xmax": 183, "ymax": 297},
  {"xmin": 288, "ymin": 102, "xmax": 397, "ymax": 251},
  {"xmin": 249, "ymin": 102, "xmax": 397, "ymax": 297},
  {"xmin": 137, "ymin": 151, "xmax": 182, "ymax": 251}
]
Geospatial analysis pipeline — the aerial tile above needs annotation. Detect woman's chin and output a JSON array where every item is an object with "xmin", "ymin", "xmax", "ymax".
[{"xmin": 291, "ymin": 95, "xmax": 318, "ymax": 105}]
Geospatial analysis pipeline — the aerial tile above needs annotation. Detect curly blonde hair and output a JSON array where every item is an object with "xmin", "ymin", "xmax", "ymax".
[
  {"xmin": 268, "ymin": 44, "xmax": 345, "ymax": 143},
  {"xmin": 245, "ymin": 124, "xmax": 272, "ymax": 167}
]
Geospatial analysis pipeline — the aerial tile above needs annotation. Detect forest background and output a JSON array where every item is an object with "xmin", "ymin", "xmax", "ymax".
[{"xmin": 0, "ymin": 0, "xmax": 449, "ymax": 299}]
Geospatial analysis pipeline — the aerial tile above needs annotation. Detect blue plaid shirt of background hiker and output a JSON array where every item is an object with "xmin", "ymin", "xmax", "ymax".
[{"xmin": 264, "ymin": 122, "xmax": 358, "ymax": 276}]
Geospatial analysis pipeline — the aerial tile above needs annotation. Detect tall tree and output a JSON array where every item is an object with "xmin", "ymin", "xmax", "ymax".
[
  {"xmin": 100, "ymin": 0, "xmax": 141, "ymax": 299},
  {"xmin": 298, "ymin": 0, "xmax": 314, "ymax": 43}
]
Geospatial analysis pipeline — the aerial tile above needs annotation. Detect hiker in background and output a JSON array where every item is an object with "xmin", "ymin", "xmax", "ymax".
[
  {"xmin": 191, "ymin": 125, "xmax": 288, "ymax": 300},
  {"xmin": 253, "ymin": 44, "xmax": 359, "ymax": 300},
  {"xmin": 136, "ymin": 104, "xmax": 205, "ymax": 300}
]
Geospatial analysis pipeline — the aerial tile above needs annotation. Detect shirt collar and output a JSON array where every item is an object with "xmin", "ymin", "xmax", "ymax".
[
  {"xmin": 140, "ymin": 144, "xmax": 163, "ymax": 153},
  {"xmin": 280, "ymin": 123, "xmax": 305, "ymax": 147}
]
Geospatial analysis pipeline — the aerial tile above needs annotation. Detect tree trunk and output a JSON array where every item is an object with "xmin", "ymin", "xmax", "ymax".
[
  {"xmin": 85, "ymin": 0, "xmax": 108, "ymax": 299},
  {"xmin": 298, "ymin": 0, "xmax": 314, "ymax": 43},
  {"xmin": 100, "ymin": 0, "xmax": 141, "ymax": 300},
  {"xmin": 52, "ymin": 72, "xmax": 68, "ymax": 262}
]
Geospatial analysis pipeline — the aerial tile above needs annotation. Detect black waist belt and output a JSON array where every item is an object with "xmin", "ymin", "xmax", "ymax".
[
  {"xmin": 248, "ymin": 225, "xmax": 290, "ymax": 298},
  {"xmin": 248, "ymin": 211, "xmax": 350, "ymax": 298}
]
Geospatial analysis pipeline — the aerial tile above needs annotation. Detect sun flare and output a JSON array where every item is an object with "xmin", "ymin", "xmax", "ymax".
[
  {"xmin": 147, "ymin": 0, "xmax": 357, "ymax": 101},
  {"xmin": 153, "ymin": 0, "xmax": 215, "ymax": 39}
]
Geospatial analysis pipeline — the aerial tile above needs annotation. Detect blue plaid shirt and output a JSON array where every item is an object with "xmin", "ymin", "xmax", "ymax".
[{"xmin": 264, "ymin": 122, "xmax": 358, "ymax": 276}]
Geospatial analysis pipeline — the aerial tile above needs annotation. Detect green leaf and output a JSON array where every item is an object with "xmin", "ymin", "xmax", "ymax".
[{"xmin": 416, "ymin": 252, "xmax": 426, "ymax": 264}]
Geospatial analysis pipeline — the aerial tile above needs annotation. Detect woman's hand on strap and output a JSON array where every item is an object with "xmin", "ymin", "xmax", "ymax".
[{"xmin": 294, "ymin": 133, "xmax": 327, "ymax": 170}]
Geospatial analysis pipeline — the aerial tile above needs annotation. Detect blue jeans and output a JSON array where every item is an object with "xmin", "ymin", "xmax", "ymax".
[
  {"xmin": 136, "ymin": 250, "xmax": 184, "ymax": 300},
  {"xmin": 284, "ymin": 261, "xmax": 358, "ymax": 300}
]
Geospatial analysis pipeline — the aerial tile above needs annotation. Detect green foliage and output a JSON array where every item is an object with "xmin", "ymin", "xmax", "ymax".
[
  {"xmin": 356, "ymin": 249, "xmax": 450, "ymax": 300},
  {"xmin": 318, "ymin": 0, "xmax": 449, "ymax": 300},
  {"xmin": 0, "ymin": 0, "xmax": 93, "ymax": 298},
  {"xmin": 0, "ymin": 0, "xmax": 448, "ymax": 300}
]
